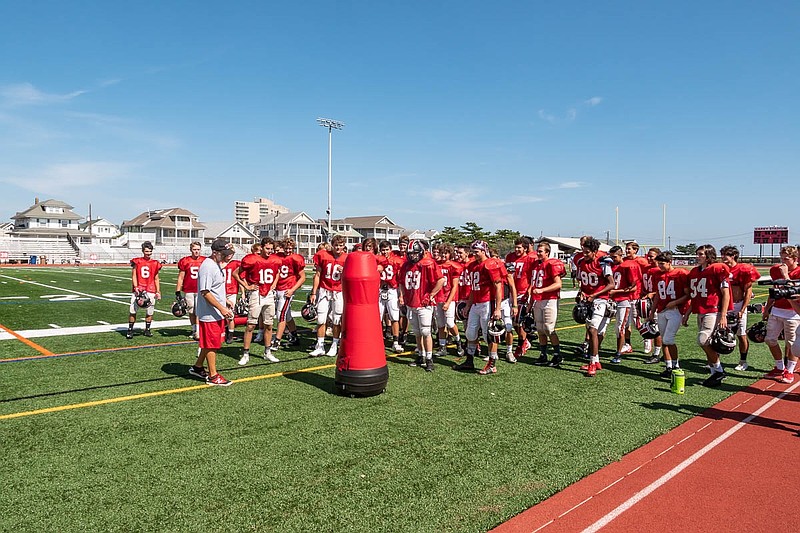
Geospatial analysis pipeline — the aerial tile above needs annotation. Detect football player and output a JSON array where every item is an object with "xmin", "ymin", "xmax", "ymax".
[
  {"xmin": 432, "ymin": 243, "xmax": 463, "ymax": 357},
  {"xmin": 608, "ymin": 246, "xmax": 638, "ymax": 363},
  {"xmin": 394, "ymin": 235, "xmax": 411, "ymax": 345},
  {"xmin": 454, "ymin": 240, "xmax": 504, "ymax": 375},
  {"xmin": 529, "ymin": 241, "xmax": 566, "ymax": 366},
  {"xmin": 683, "ymin": 245, "xmax": 731, "ymax": 387},
  {"xmin": 235, "ymin": 238, "xmax": 282, "ymax": 365},
  {"xmin": 273, "ymin": 238, "xmax": 306, "ymax": 349},
  {"xmin": 379, "ymin": 240, "xmax": 404, "ymax": 353},
  {"xmin": 221, "ymin": 249, "xmax": 241, "ymax": 344},
  {"xmin": 309, "ymin": 235, "xmax": 348, "ymax": 357},
  {"xmin": 720, "ymin": 245, "xmax": 761, "ymax": 371},
  {"xmin": 127, "ymin": 241, "xmax": 162, "ymax": 339},
  {"xmin": 575, "ymin": 237, "xmax": 615, "ymax": 377},
  {"xmin": 489, "ymin": 248, "xmax": 518, "ymax": 363},
  {"xmin": 762, "ymin": 245, "xmax": 800, "ymax": 383},
  {"xmin": 641, "ymin": 247, "xmax": 664, "ymax": 363},
  {"xmin": 176, "ymin": 241, "xmax": 206, "ymax": 340},
  {"xmin": 623, "ymin": 241, "xmax": 648, "ymax": 352},
  {"xmin": 399, "ymin": 240, "xmax": 445, "ymax": 370},
  {"xmin": 506, "ymin": 237, "xmax": 534, "ymax": 360},
  {"xmin": 649, "ymin": 251, "xmax": 690, "ymax": 378}
]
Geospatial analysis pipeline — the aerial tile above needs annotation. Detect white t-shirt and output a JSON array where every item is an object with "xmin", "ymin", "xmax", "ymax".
[{"xmin": 196, "ymin": 257, "xmax": 226, "ymax": 322}]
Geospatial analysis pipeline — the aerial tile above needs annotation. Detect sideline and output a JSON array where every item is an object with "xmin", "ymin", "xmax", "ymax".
[{"xmin": 0, "ymin": 340, "xmax": 196, "ymax": 363}]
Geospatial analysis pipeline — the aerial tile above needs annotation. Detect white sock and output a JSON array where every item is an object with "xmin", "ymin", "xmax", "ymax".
[
  {"xmin": 316, "ymin": 338, "xmax": 324, "ymax": 348},
  {"xmin": 776, "ymin": 360, "xmax": 785, "ymax": 370},
  {"xmin": 654, "ymin": 347, "xmax": 662, "ymax": 356},
  {"xmin": 666, "ymin": 360, "xmax": 673, "ymax": 369},
  {"xmin": 787, "ymin": 360, "xmax": 797, "ymax": 373}
]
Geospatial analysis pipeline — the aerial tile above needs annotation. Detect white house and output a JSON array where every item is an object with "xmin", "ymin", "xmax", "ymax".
[{"xmin": 79, "ymin": 218, "xmax": 120, "ymax": 245}]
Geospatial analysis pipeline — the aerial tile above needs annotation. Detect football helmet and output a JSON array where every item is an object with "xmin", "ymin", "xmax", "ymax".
[
  {"xmin": 521, "ymin": 314, "xmax": 537, "ymax": 335},
  {"xmin": 637, "ymin": 320, "xmax": 660, "ymax": 339},
  {"xmin": 710, "ymin": 327, "xmax": 737, "ymax": 355},
  {"xmin": 636, "ymin": 298, "xmax": 652, "ymax": 319},
  {"xmin": 604, "ymin": 300, "xmax": 617, "ymax": 318},
  {"xmin": 406, "ymin": 240, "xmax": 426, "ymax": 264},
  {"xmin": 456, "ymin": 301, "xmax": 468, "ymax": 321},
  {"xmin": 135, "ymin": 290, "xmax": 152, "ymax": 309},
  {"xmin": 233, "ymin": 293, "xmax": 249, "ymax": 317},
  {"xmin": 487, "ymin": 318, "xmax": 506, "ymax": 340},
  {"xmin": 746, "ymin": 302, "xmax": 764, "ymax": 314},
  {"xmin": 171, "ymin": 298, "xmax": 187, "ymax": 318},
  {"xmin": 746, "ymin": 320, "xmax": 767, "ymax": 343},
  {"xmin": 725, "ymin": 311, "xmax": 740, "ymax": 332},
  {"xmin": 572, "ymin": 300, "xmax": 591, "ymax": 324},
  {"xmin": 300, "ymin": 302, "xmax": 317, "ymax": 322}
]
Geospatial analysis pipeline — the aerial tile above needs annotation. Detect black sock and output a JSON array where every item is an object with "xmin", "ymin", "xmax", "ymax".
[
  {"xmin": 740, "ymin": 351, "xmax": 747, "ymax": 361},
  {"xmin": 145, "ymin": 323, "xmax": 151, "ymax": 330},
  {"xmin": 128, "ymin": 324, "xmax": 134, "ymax": 331}
]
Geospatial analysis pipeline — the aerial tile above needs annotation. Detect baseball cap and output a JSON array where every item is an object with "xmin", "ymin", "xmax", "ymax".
[{"xmin": 211, "ymin": 239, "xmax": 235, "ymax": 256}]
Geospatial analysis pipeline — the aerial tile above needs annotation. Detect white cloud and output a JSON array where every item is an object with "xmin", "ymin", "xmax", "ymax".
[
  {"xmin": 537, "ymin": 96, "xmax": 603, "ymax": 125},
  {"xmin": 554, "ymin": 181, "xmax": 587, "ymax": 189},
  {"xmin": 584, "ymin": 96, "xmax": 603, "ymax": 107},
  {"xmin": 0, "ymin": 83, "xmax": 87, "ymax": 107},
  {"xmin": 0, "ymin": 161, "xmax": 132, "ymax": 194}
]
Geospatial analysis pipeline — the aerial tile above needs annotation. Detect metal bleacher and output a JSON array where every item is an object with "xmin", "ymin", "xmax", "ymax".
[{"xmin": 0, "ymin": 237, "xmax": 78, "ymax": 264}]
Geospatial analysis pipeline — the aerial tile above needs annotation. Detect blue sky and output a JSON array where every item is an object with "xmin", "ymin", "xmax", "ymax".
[{"xmin": 1, "ymin": 1, "xmax": 797, "ymax": 253}]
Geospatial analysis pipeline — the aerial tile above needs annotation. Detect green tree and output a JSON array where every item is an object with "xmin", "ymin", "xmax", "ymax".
[
  {"xmin": 460, "ymin": 222, "xmax": 489, "ymax": 242},
  {"xmin": 489, "ymin": 229, "xmax": 522, "ymax": 256},
  {"xmin": 674, "ymin": 243, "xmax": 697, "ymax": 255},
  {"xmin": 437, "ymin": 226, "xmax": 464, "ymax": 245}
]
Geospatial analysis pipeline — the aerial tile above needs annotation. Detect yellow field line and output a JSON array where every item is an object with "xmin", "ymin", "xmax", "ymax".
[
  {"xmin": 0, "ymin": 322, "xmax": 54, "ymax": 356},
  {"xmin": 0, "ymin": 321, "xmax": 590, "ymax": 421}
]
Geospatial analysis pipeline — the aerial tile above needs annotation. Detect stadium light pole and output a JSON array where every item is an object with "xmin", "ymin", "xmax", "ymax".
[{"xmin": 317, "ymin": 118, "xmax": 344, "ymax": 237}]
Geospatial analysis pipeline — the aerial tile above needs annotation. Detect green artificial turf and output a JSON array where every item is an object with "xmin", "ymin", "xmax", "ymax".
[{"xmin": 0, "ymin": 266, "xmax": 777, "ymax": 532}]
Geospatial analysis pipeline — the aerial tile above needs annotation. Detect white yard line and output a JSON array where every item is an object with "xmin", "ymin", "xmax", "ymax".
[{"xmin": 0, "ymin": 319, "xmax": 191, "ymax": 340}]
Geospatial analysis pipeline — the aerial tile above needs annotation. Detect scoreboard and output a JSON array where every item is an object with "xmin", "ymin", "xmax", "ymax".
[{"xmin": 754, "ymin": 227, "xmax": 789, "ymax": 244}]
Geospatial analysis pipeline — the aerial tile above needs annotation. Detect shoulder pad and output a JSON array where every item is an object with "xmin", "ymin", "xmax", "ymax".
[{"xmin": 599, "ymin": 256, "xmax": 614, "ymax": 267}]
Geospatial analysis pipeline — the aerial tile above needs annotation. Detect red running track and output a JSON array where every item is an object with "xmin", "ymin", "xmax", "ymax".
[{"xmin": 493, "ymin": 377, "xmax": 800, "ymax": 533}]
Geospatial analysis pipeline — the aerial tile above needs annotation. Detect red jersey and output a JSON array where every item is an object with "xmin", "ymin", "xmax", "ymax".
[
  {"xmin": 399, "ymin": 256, "xmax": 443, "ymax": 308},
  {"xmin": 315, "ymin": 251, "xmax": 347, "ymax": 292},
  {"xmin": 688, "ymin": 263, "xmax": 730, "ymax": 314},
  {"xmin": 728, "ymin": 263, "xmax": 760, "ymax": 303},
  {"xmin": 622, "ymin": 258, "xmax": 645, "ymax": 299},
  {"xmin": 577, "ymin": 255, "xmax": 614, "ymax": 299},
  {"xmin": 277, "ymin": 253, "xmax": 306, "ymax": 291},
  {"xmin": 435, "ymin": 259, "xmax": 463, "ymax": 304},
  {"xmin": 654, "ymin": 268, "xmax": 690, "ymax": 313},
  {"xmin": 530, "ymin": 258, "xmax": 565, "ymax": 301},
  {"xmin": 642, "ymin": 265, "xmax": 660, "ymax": 295},
  {"xmin": 612, "ymin": 261, "xmax": 640, "ymax": 302},
  {"xmin": 468, "ymin": 259, "xmax": 503, "ymax": 304},
  {"xmin": 768, "ymin": 264, "xmax": 800, "ymax": 310},
  {"xmin": 240, "ymin": 253, "xmax": 282, "ymax": 296},
  {"xmin": 223, "ymin": 259, "xmax": 241, "ymax": 295},
  {"xmin": 177, "ymin": 255, "xmax": 205, "ymax": 293},
  {"xmin": 130, "ymin": 257, "xmax": 162, "ymax": 293},
  {"xmin": 458, "ymin": 260, "xmax": 473, "ymax": 301},
  {"xmin": 505, "ymin": 252, "xmax": 533, "ymax": 293},
  {"xmin": 380, "ymin": 253, "xmax": 404, "ymax": 289}
]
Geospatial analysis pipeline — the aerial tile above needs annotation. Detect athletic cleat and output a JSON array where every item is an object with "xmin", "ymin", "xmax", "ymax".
[
  {"xmin": 225, "ymin": 330, "xmax": 234, "ymax": 344},
  {"xmin": 734, "ymin": 360, "xmax": 749, "ymax": 371},
  {"xmin": 660, "ymin": 367, "xmax": 673, "ymax": 379},
  {"xmin": 533, "ymin": 354, "xmax": 548, "ymax": 366},
  {"xmin": 548, "ymin": 354, "xmax": 563, "ymax": 367},
  {"xmin": 436, "ymin": 346, "xmax": 448, "ymax": 357},
  {"xmin": 702, "ymin": 371, "xmax": 727, "ymax": 388},
  {"xmin": 188, "ymin": 365, "xmax": 209, "ymax": 380},
  {"xmin": 263, "ymin": 350, "xmax": 279, "ymax": 363},
  {"xmin": 521, "ymin": 339, "xmax": 531, "ymax": 353},
  {"xmin": 287, "ymin": 334, "xmax": 301, "ymax": 347},
  {"xmin": 453, "ymin": 359, "xmax": 476, "ymax": 371},
  {"xmin": 765, "ymin": 367, "xmax": 783, "ymax": 379},
  {"xmin": 326, "ymin": 345, "xmax": 338, "ymax": 357},
  {"xmin": 586, "ymin": 362, "xmax": 598, "ymax": 377},
  {"xmin": 425, "ymin": 358, "xmax": 434, "ymax": 372},
  {"xmin": 780, "ymin": 369, "xmax": 795, "ymax": 384},
  {"xmin": 610, "ymin": 356, "xmax": 622, "ymax": 364},
  {"xmin": 506, "ymin": 353, "xmax": 517, "ymax": 364},
  {"xmin": 238, "ymin": 354, "xmax": 250, "ymax": 366},
  {"xmin": 478, "ymin": 363, "xmax": 497, "ymax": 375},
  {"xmin": 126, "ymin": 330, "xmax": 134, "ymax": 339},
  {"xmin": 270, "ymin": 338, "xmax": 281, "ymax": 350},
  {"xmin": 409, "ymin": 356, "xmax": 424, "ymax": 367},
  {"xmin": 643, "ymin": 355, "xmax": 661, "ymax": 365},
  {"xmin": 207, "ymin": 373, "xmax": 232, "ymax": 386},
  {"xmin": 482, "ymin": 355, "xmax": 490, "ymax": 361},
  {"xmin": 309, "ymin": 346, "xmax": 326, "ymax": 357},
  {"xmin": 581, "ymin": 362, "xmax": 602, "ymax": 371},
  {"xmin": 143, "ymin": 329, "xmax": 153, "ymax": 337},
  {"xmin": 574, "ymin": 342, "xmax": 589, "ymax": 356},
  {"xmin": 393, "ymin": 342, "xmax": 404, "ymax": 353},
  {"xmin": 643, "ymin": 339, "xmax": 653, "ymax": 354},
  {"xmin": 513, "ymin": 345, "xmax": 523, "ymax": 359},
  {"xmin": 620, "ymin": 344, "xmax": 633, "ymax": 355},
  {"xmin": 456, "ymin": 346, "xmax": 465, "ymax": 357},
  {"xmin": 192, "ymin": 333, "xmax": 200, "ymax": 341}
]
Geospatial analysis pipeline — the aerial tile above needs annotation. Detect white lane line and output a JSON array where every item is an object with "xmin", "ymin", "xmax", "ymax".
[
  {"xmin": 0, "ymin": 296, "xmax": 29, "ymax": 300},
  {"xmin": 48, "ymin": 324, "xmax": 62, "ymax": 329},
  {"xmin": 97, "ymin": 321, "xmax": 110, "ymax": 325},
  {"xmin": 0, "ymin": 274, "xmax": 174, "ymax": 316},
  {"xmin": 582, "ymin": 380, "xmax": 800, "ymax": 533}
]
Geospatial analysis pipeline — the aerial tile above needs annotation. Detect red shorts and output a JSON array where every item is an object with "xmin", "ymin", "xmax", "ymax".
[{"xmin": 198, "ymin": 320, "xmax": 225, "ymax": 350}]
